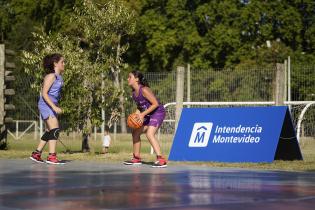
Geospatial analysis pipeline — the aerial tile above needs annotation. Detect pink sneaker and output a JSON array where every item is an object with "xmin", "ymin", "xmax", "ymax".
[
  {"xmin": 30, "ymin": 151, "xmax": 44, "ymax": 163},
  {"xmin": 152, "ymin": 156, "xmax": 167, "ymax": 168},
  {"xmin": 46, "ymin": 153, "xmax": 65, "ymax": 165},
  {"xmin": 123, "ymin": 154, "xmax": 142, "ymax": 165}
]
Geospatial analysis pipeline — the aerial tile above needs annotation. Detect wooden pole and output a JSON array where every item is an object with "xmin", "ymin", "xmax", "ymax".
[
  {"xmin": 187, "ymin": 64, "xmax": 191, "ymax": 108},
  {"xmin": 175, "ymin": 66, "xmax": 185, "ymax": 131},
  {"xmin": 0, "ymin": 44, "xmax": 5, "ymax": 125},
  {"xmin": 275, "ymin": 63, "xmax": 285, "ymax": 106}
]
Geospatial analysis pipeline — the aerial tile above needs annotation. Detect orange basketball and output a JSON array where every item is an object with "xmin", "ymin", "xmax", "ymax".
[{"xmin": 127, "ymin": 113, "xmax": 143, "ymax": 129}]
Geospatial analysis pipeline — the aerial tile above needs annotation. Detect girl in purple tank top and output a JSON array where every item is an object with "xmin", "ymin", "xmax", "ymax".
[
  {"xmin": 123, "ymin": 71, "xmax": 167, "ymax": 168},
  {"xmin": 30, "ymin": 53, "xmax": 65, "ymax": 165}
]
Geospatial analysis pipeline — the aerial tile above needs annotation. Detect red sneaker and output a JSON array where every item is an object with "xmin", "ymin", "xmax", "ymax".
[
  {"xmin": 30, "ymin": 151, "xmax": 44, "ymax": 163},
  {"xmin": 46, "ymin": 153, "xmax": 65, "ymax": 165},
  {"xmin": 152, "ymin": 156, "xmax": 167, "ymax": 168},
  {"xmin": 123, "ymin": 154, "xmax": 142, "ymax": 165}
]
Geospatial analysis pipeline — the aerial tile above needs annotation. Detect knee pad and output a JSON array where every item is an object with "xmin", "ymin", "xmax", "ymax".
[
  {"xmin": 41, "ymin": 131, "xmax": 50, "ymax": 142},
  {"xmin": 50, "ymin": 128, "xmax": 60, "ymax": 140},
  {"xmin": 40, "ymin": 128, "xmax": 60, "ymax": 141}
]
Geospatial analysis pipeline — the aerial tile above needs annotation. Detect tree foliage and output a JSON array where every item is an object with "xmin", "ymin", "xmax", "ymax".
[
  {"xmin": 126, "ymin": 0, "xmax": 315, "ymax": 71},
  {"xmin": 1, "ymin": 0, "xmax": 314, "ymax": 125},
  {"xmin": 21, "ymin": 0, "xmax": 135, "ymax": 132}
]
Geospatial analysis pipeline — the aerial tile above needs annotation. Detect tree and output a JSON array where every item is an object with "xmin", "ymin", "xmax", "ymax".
[
  {"xmin": 0, "ymin": 0, "xmax": 78, "ymax": 47},
  {"xmin": 73, "ymin": 0, "xmax": 136, "ymax": 132},
  {"xmin": 21, "ymin": 0, "xmax": 135, "ymax": 146},
  {"xmin": 22, "ymin": 33, "xmax": 118, "ymax": 132},
  {"xmin": 126, "ymin": 0, "xmax": 314, "ymax": 71}
]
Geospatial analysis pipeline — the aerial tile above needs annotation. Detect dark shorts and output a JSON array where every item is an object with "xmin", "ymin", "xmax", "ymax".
[{"xmin": 143, "ymin": 111, "xmax": 165, "ymax": 127}]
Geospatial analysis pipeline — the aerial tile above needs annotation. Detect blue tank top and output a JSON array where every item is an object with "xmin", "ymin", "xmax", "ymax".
[
  {"xmin": 132, "ymin": 85, "xmax": 165, "ymax": 115},
  {"xmin": 39, "ymin": 74, "xmax": 63, "ymax": 104}
]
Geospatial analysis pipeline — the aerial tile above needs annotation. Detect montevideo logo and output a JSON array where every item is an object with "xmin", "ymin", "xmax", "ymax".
[{"xmin": 188, "ymin": 122, "xmax": 213, "ymax": 147}]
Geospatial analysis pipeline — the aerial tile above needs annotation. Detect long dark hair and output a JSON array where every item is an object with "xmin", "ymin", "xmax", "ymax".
[
  {"xmin": 131, "ymin": 70, "xmax": 149, "ymax": 87},
  {"xmin": 43, "ymin": 53, "xmax": 63, "ymax": 74}
]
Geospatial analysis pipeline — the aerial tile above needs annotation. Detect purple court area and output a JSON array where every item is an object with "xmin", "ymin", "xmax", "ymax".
[{"xmin": 0, "ymin": 159, "xmax": 314, "ymax": 210}]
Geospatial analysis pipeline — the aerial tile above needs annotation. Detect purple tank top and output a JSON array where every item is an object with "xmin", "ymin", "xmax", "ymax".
[
  {"xmin": 39, "ymin": 74, "xmax": 63, "ymax": 104},
  {"xmin": 132, "ymin": 86, "xmax": 165, "ymax": 115}
]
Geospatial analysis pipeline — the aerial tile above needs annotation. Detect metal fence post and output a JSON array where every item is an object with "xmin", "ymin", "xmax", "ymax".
[
  {"xmin": 16, "ymin": 120, "xmax": 18, "ymax": 138},
  {"xmin": 101, "ymin": 73, "xmax": 105, "ymax": 135},
  {"xmin": 39, "ymin": 92, "xmax": 43, "ymax": 138},
  {"xmin": 34, "ymin": 121, "xmax": 37, "ymax": 139},
  {"xmin": 284, "ymin": 60, "xmax": 287, "ymax": 101}
]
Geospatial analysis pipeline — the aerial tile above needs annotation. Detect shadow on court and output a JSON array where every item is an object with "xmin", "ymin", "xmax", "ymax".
[{"xmin": 0, "ymin": 159, "xmax": 314, "ymax": 210}]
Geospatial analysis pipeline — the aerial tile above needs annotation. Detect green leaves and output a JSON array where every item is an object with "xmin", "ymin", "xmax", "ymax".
[
  {"xmin": 21, "ymin": 0, "xmax": 135, "ymax": 132},
  {"xmin": 127, "ymin": 0, "xmax": 315, "ymax": 71}
]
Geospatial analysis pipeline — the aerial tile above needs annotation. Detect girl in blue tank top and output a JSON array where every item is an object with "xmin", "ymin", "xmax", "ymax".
[
  {"xmin": 30, "ymin": 53, "xmax": 65, "ymax": 165},
  {"xmin": 123, "ymin": 71, "xmax": 167, "ymax": 168}
]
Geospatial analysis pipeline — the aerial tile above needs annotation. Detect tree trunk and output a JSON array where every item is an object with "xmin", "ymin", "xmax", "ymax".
[
  {"xmin": 119, "ymin": 77, "xmax": 127, "ymax": 133},
  {"xmin": 81, "ymin": 132, "xmax": 90, "ymax": 152},
  {"xmin": 113, "ymin": 71, "xmax": 127, "ymax": 133},
  {"xmin": 82, "ymin": 81, "xmax": 93, "ymax": 152},
  {"xmin": 111, "ymin": 34, "xmax": 127, "ymax": 133},
  {"xmin": 82, "ymin": 114, "xmax": 92, "ymax": 152},
  {"xmin": 81, "ymin": 113, "xmax": 92, "ymax": 153}
]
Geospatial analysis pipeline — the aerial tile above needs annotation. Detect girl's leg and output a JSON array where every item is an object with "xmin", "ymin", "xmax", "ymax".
[
  {"xmin": 132, "ymin": 126, "xmax": 144, "ymax": 157},
  {"xmin": 36, "ymin": 121, "xmax": 49, "ymax": 152},
  {"xmin": 145, "ymin": 126, "xmax": 162, "ymax": 156},
  {"xmin": 45, "ymin": 116, "xmax": 59, "ymax": 154},
  {"xmin": 123, "ymin": 126, "xmax": 145, "ymax": 165},
  {"xmin": 36, "ymin": 140, "xmax": 47, "ymax": 152},
  {"xmin": 30, "ymin": 122, "xmax": 51, "ymax": 163},
  {"xmin": 146, "ymin": 125, "xmax": 167, "ymax": 167}
]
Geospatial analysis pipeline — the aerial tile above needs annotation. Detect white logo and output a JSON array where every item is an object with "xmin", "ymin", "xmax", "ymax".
[{"xmin": 188, "ymin": 123, "xmax": 213, "ymax": 147}]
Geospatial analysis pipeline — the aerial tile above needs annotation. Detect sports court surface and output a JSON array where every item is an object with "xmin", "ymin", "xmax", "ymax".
[{"xmin": 0, "ymin": 159, "xmax": 314, "ymax": 210}]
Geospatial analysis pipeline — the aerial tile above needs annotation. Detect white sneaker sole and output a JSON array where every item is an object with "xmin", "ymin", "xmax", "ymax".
[
  {"xmin": 123, "ymin": 162, "xmax": 142, "ymax": 165},
  {"xmin": 151, "ymin": 164, "xmax": 167, "ymax": 168},
  {"xmin": 29, "ymin": 157, "xmax": 45, "ymax": 163},
  {"xmin": 46, "ymin": 160, "xmax": 66, "ymax": 165}
]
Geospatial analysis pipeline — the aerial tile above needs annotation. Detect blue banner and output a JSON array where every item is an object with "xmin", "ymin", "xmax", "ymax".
[{"xmin": 169, "ymin": 106, "xmax": 302, "ymax": 163}]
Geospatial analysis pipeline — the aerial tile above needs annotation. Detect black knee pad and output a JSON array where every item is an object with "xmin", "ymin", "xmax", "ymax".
[
  {"xmin": 41, "ymin": 131, "xmax": 50, "ymax": 141},
  {"xmin": 40, "ymin": 128, "xmax": 60, "ymax": 141},
  {"xmin": 50, "ymin": 128, "xmax": 60, "ymax": 140}
]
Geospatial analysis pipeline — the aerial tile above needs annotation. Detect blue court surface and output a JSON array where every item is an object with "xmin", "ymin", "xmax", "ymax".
[{"xmin": 0, "ymin": 159, "xmax": 314, "ymax": 210}]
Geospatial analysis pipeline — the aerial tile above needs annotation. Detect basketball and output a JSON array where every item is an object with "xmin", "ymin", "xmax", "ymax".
[{"xmin": 127, "ymin": 113, "xmax": 143, "ymax": 129}]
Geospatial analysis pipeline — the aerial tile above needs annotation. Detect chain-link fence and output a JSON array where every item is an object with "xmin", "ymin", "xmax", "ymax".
[
  {"xmin": 123, "ymin": 71, "xmax": 177, "ymax": 119},
  {"xmin": 292, "ymin": 65, "xmax": 315, "ymax": 101},
  {"xmin": 6, "ymin": 68, "xmax": 38, "ymax": 139},
  {"xmin": 188, "ymin": 66, "xmax": 274, "ymax": 102},
  {"xmin": 9, "ymin": 63, "xmax": 315, "ymax": 140}
]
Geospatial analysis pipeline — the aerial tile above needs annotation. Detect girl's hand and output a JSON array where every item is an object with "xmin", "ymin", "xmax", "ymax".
[
  {"xmin": 137, "ymin": 113, "xmax": 145, "ymax": 123},
  {"xmin": 53, "ymin": 106, "xmax": 63, "ymax": 114}
]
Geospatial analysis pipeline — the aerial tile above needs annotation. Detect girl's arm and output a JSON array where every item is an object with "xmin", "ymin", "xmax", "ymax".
[
  {"xmin": 139, "ymin": 87, "xmax": 159, "ymax": 119},
  {"xmin": 42, "ymin": 74, "xmax": 62, "ymax": 114}
]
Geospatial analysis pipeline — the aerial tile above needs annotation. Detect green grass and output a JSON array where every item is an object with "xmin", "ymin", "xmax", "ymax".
[
  {"xmin": 1, "ymin": 133, "xmax": 315, "ymax": 171},
  {"xmin": 0, "ymin": 133, "xmax": 173, "ymax": 163}
]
